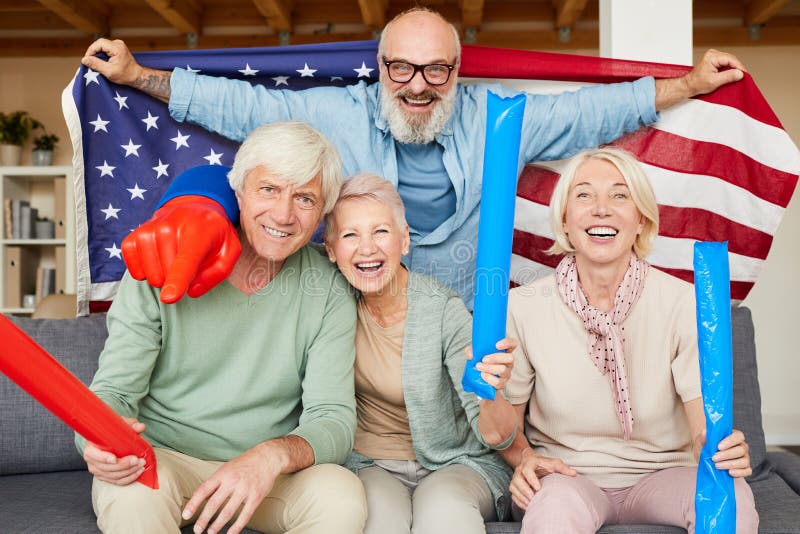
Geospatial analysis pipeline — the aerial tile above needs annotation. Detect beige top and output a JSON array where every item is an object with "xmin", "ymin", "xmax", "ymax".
[
  {"xmin": 505, "ymin": 268, "xmax": 701, "ymax": 488},
  {"xmin": 352, "ymin": 298, "xmax": 416, "ymax": 460}
]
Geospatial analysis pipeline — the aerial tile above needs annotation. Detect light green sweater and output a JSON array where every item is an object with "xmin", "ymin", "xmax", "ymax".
[
  {"xmin": 78, "ymin": 245, "xmax": 357, "ymax": 465},
  {"xmin": 345, "ymin": 272, "xmax": 514, "ymax": 520}
]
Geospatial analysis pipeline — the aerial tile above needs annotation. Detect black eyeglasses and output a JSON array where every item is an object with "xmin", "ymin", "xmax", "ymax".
[{"xmin": 382, "ymin": 57, "xmax": 456, "ymax": 86}]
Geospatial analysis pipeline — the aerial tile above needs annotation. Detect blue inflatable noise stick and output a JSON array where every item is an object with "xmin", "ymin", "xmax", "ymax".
[
  {"xmin": 693, "ymin": 241, "xmax": 736, "ymax": 533},
  {"xmin": 462, "ymin": 91, "xmax": 526, "ymax": 400}
]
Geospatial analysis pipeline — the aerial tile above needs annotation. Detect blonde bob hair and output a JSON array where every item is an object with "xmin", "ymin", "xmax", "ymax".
[
  {"xmin": 324, "ymin": 173, "xmax": 407, "ymax": 239},
  {"xmin": 227, "ymin": 121, "xmax": 343, "ymax": 215},
  {"xmin": 547, "ymin": 147, "xmax": 659, "ymax": 259}
]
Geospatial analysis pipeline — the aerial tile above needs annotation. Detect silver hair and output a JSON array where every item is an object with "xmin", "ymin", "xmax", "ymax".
[
  {"xmin": 547, "ymin": 147, "xmax": 660, "ymax": 259},
  {"xmin": 324, "ymin": 173, "xmax": 407, "ymax": 239},
  {"xmin": 227, "ymin": 121, "xmax": 343, "ymax": 215}
]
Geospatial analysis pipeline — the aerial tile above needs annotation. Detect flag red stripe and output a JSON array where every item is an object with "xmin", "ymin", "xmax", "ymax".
[
  {"xmin": 516, "ymin": 166, "xmax": 773, "ymax": 260},
  {"xmin": 612, "ymin": 129, "xmax": 798, "ymax": 207},
  {"xmin": 512, "ymin": 230, "xmax": 559, "ymax": 268},
  {"xmin": 461, "ymin": 47, "xmax": 782, "ymax": 129}
]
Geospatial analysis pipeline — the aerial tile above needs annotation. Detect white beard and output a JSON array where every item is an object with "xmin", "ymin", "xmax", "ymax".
[{"xmin": 380, "ymin": 82, "xmax": 457, "ymax": 144}]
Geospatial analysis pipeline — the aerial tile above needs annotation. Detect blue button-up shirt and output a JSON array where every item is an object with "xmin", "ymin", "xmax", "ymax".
[{"xmin": 170, "ymin": 69, "xmax": 658, "ymax": 308}]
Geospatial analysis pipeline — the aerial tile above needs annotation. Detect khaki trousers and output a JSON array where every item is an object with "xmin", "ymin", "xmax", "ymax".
[
  {"xmin": 358, "ymin": 460, "xmax": 495, "ymax": 534},
  {"xmin": 92, "ymin": 448, "xmax": 367, "ymax": 534}
]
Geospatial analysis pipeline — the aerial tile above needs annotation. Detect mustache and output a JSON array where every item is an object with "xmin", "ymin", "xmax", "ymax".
[{"xmin": 392, "ymin": 87, "xmax": 442, "ymax": 102}]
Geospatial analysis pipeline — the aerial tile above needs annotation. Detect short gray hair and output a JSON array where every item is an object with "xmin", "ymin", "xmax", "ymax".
[
  {"xmin": 228, "ymin": 121, "xmax": 343, "ymax": 214},
  {"xmin": 324, "ymin": 173, "xmax": 407, "ymax": 239},
  {"xmin": 547, "ymin": 147, "xmax": 659, "ymax": 259},
  {"xmin": 378, "ymin": 7, "xmax": 461, "ymax": 64}
]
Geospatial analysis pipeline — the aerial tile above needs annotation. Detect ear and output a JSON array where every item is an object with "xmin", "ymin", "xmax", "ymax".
[
  {"xmin": 324, "ymin": 240, "xmax": 336, "ymax": 263},
  {"xmin": 637, "ymin": 215, "xmax": 645, "ymax": 235},
  {"xmin": 402, "ymin": 225, "xmax": 411, "ymax": 256},
  {"xmin": 235, "ymin": 190, "xmax": 243, "ymax": 211}
]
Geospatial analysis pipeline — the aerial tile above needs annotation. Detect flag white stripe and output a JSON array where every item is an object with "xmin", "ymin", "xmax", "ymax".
[
  {"xmin": 648, "ymin": 236, "xmax": 763, "ymax": 281},
  {"xmin": 514, "ymin": 197, "xmax": 554, "ymax": 238},
  {"xmin": 654, "ymin": 99, "xmax": 800, "ymax": 175}
]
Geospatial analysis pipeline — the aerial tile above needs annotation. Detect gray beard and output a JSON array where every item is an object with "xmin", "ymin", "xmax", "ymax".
[{"xmin": 380, "ymin": 83, "xmax": 457, "ymax": 144}]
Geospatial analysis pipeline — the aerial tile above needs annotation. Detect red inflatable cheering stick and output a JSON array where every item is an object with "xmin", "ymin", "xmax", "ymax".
[{"xmin": 0, "ymin": 315, "xmax": 158, "ymax": 489}]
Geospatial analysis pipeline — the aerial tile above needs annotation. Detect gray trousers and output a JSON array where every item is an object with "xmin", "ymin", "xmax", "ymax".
[{"xmin": 359, "ymin": 459, "xmax": 495, "ymax": 534}]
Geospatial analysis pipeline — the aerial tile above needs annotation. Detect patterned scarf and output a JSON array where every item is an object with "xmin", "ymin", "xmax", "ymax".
[{"xmin": 555, "ymin": 253, "xmax": 649, "ymax": 440}]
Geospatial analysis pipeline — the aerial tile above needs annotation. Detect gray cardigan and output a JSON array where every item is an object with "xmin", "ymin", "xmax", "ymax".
[{"xmin": 345, "ymin": 272, "xmax": 514, "ymax": 520}]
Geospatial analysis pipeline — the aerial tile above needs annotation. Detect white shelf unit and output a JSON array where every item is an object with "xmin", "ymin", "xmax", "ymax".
[{"xmin": 1, "ymin": 166, "xmax": 75, "ymax": 315}]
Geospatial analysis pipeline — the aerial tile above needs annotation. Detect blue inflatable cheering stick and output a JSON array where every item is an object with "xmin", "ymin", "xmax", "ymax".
[
  {"xmin": 693, "ymin": 241, "xmax": 736, "ymax": 533},
  {"xmin": 462, "ymin": 91, "xmax": 526, "ymax": 400}
]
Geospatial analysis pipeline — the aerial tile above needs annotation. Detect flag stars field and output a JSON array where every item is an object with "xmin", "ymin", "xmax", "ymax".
[
  {"xmin": 239, "ymin": 63, "xmax": 259, "ymax": 76},
  {"xmin": 113, "ymin": 91, "xmax": 129, "ymax": 110},
  {"xmin": 152, "ymin": 159, "xmax": 169, "ymax": 179},
  {"xmin": 104, "ymin": 243, "xmax": 122, "ymax": 260},
  {"xmin": 100, "ymin": 204, "xmax": 121, "ymax": 220},
  {"xmin": 204, "ymin": 148, "xmax": 223, "ymax": 165},
  {"xmin": 121, "ymin": 139, "xmax": 141, "ymax": 157},
  {"xmin": 127, "ymin": 184, "xmax": 147, "ymax": 200},
  {"xmin": 90, "ymin": 114, "xmax": 109, "ymax": 133},
  {"xmin": 354, "ymin": 62, "xmax": 374, "ymax": 78},
  {"xmin": 142, "ymin": 111, "xmax": 159, "ymax": 131},
  {"xmin": 84, "ymin": 69, "xmax": 100, "ymax": 86},
  {"xmin": 170, "ymin": 130, "xmax": 191, "ymax": 150},
  {"xmin": 297, "ymin": 63, "xmax": 317, "ymax": 77},
  {"xmin": 96, "ymin": 161, "xmax": 116, "ymax": 178}
]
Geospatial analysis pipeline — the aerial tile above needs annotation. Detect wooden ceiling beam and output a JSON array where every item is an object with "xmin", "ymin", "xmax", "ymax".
[
  {"xmin": 35, "ymin": 0, "xmax": 107, "ymax": 35},
  {"xmin": 144, "ymin": 0, "xmax": 201, "ymax": 35},
  {"xmin": 553, "ymin": 0, "xmax": 589, "ymax": 28},
  {"xmin": 251, "ymin": 0, "xmax": 293, "ymax": 32},
  {"xmin": 357, "ymin": 0, "xmax": 388, "ymax": 30},
  {"xmin": 460, "ymin": 0, "xmax": 485, "ymax": 29},
  {"xmin": 745, "ymin": 0, "xmax": 791, "ymax": 25}
]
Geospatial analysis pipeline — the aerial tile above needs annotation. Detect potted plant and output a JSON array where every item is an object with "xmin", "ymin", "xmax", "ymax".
[
  {"xmin": 32, "ymin": 133, "xmax": 59, "ymax": 166},
  {"xmin": 0, "ymin": 111, "xmax": 42, "ymax": 166}
]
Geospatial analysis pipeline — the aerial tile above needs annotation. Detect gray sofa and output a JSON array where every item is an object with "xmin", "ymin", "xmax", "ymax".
[{"xmin": 2, "ymin": 306, "xmax": 799, "ymax": 533}]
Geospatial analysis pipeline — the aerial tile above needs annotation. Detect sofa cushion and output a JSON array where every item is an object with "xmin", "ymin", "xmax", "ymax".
[
  {"xmin": 0, "ymin": 470, "xmax": 263, "ymax": 533},
  {"xmin": 1, "ymin": 314, "xmax": 107, "ymax": 475},
  {"xmin": 730, "ymin": 306, "xmax": 769, "ymax": 481}
]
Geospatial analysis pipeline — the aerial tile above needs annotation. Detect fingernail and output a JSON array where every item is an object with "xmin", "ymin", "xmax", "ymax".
[
  {"xmin": 183, "ymin": 509, "xmax": 192, "ymax": 520},
  {"xmin": 192, "ymin": 522, "xmax": 201, "ymax": 533}
]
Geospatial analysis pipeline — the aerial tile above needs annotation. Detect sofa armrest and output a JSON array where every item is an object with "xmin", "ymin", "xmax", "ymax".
[{"xmin": 767, "ymin": 451, "xmax": 800, "ymax": 495}]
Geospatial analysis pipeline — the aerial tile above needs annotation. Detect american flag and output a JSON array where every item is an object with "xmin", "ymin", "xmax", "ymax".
[{"xmin": 63, "ymin": 41, "xmax": 799, "ymax": 315}]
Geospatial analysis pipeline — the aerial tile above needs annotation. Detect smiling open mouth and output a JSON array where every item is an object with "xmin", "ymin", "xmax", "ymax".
[
  {"xmin": 586, "ymin": 226, "xmax": 618, "ymax": 238},
  {"xmin": 356, "ymin": 261, "xmax": 384, "ymax": 273},
  {"xmin": 264, "ymin": 226, "xmax": 289, "ymax": 238}
]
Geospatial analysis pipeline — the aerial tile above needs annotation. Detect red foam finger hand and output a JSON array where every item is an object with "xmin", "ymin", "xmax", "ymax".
[
  {"xmin": 0, "ymin": 316, "xmax": 158, "ymax": 489},
  {"xmin": 123, "ymin": 196, "xmax": 237, "ymax": 304},
  {"xmin": 187, "ymin": 223, "xmax": 241, "ymax": 299}
]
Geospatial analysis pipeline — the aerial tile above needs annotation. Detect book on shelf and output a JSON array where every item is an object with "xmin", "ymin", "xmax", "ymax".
[
  {"xmin": 35, "ymin": 266, "xmax": 56, "ymax": 305},
  {"xmin": 11, "ymin": 199, "xmax": 30, "ymax": 240},
  {"xmin": 19, "ymin": 205, "xmax": 38, "ymax": 239},
  {"xmin": 3, "ymin": 198, "xmax": 11, "ymax": 239}
]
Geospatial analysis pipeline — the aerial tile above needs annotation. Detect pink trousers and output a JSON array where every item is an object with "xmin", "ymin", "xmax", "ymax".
[{"xmin": 513, "ymin": 467, "xmax": 758, "ymax": 534}]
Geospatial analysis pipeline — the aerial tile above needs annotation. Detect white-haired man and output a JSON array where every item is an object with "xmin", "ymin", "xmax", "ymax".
[
  {"xmin": 82, "ymin": 7, "xmax": 746, "ymax": 309},
  {"xmin": 77, "ymin": 122, "xmax": 366, "ymax": 534}
]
